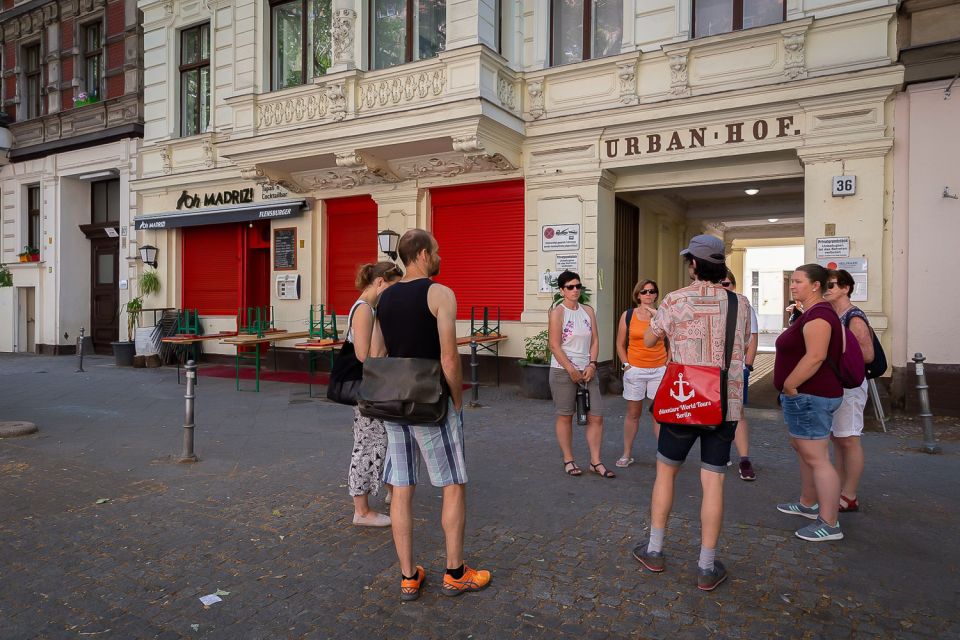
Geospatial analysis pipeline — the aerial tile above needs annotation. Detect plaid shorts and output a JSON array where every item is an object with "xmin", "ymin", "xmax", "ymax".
[{"xmin": 383, "ymin": 401, "xmax": 467, "ymax": 487}]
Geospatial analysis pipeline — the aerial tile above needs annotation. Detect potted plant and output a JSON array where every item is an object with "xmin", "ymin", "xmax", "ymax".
[
  {"xmin": 17, "ymin": 246, "xmax": 39, "ymax": 262},
  {"xmin": 112, "ymin": 269, "xmax": 161, "ymax": 366},
  {"xmin": 0, "ymin": 264, "xmax": 11, "ymax": 288},
  {"xmin": 134, "ymin": 269, "xmax": 162, "ymax": 356},
  {"xmin": 518, "ymin": 329, "xmax": 552, "ymax": 399}
]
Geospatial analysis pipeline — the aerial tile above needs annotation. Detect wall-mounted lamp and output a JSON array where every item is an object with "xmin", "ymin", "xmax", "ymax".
[
  {"xmin": 139, "ymin": 244, "xmax": 158, "ymax": 268},
  {"xmin": 377, "ymin": 229, "xmax": 400, "ymax": 260}
]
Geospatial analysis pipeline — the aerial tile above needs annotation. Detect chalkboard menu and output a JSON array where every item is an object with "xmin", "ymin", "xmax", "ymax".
[{"xmin": 273, "ymin": 227, "xmax": 297, "ymax": 271}]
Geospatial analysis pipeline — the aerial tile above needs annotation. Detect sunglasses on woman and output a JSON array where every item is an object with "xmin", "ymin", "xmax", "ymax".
[
  {"xmin": 638, "ymin": 289, "xmax": 657, "ymax": 295},
  {"xmin": 562, "ymin": 284, "xmax": 583, "ymax": 291},
  {"xmin": 720, "ymin": 281, "xmax": 733, "ymax": 288},
  {"xmin": 827, "ymin": 282, "xmax": 838, "ymax": 289}
]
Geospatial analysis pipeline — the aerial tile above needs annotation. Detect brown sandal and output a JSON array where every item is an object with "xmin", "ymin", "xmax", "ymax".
[
  {"xmin": 589, "ymin": 462, "xmax": 616, "ymax": 478},
  {"xmin": 563, "ymin": 460, "xmax": 582, "ymax": 476}
]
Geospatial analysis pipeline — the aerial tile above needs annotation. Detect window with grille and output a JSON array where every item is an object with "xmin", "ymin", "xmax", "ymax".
[
  {"xmin": 751, "ymin": 270, "xmax": 760, "ymax": 309},
  {"xmin": 83, "ymin": 22, "xmax": 103, "ymax": 98},
  {"xmin": 180, "ymin": 24, "xmax": 211, "ymax": 137},
  {"xmin": 24, "ymin": 44, "xmax": 42, "ymax": 119},
  {"xmin": 271, "ymin": 0, "xmax": 332, "ymax": 90},
  {"xmin": 370, "ymin": 0, "xmax": 445, "ymax": 70}
]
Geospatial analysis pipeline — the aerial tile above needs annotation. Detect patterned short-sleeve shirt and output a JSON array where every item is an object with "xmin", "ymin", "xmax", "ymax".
[{"xmin": 649, "ymin": 281, "xmax": 752, "ymax": 420}]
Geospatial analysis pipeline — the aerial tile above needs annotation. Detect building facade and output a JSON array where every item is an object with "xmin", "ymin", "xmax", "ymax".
[
  {"xmin": 130, "ymin": 0, "xmax": 904, "ymax": 388},
  {"xmin": 0, "ymin": 0, "xmax": 143, "ymax": 354}
]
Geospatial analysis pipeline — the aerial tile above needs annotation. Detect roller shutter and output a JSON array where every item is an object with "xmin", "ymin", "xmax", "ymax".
[
  {"xmin": 181, "ymin": 224, "xmax": 242, "ymax": 316},
  {"xmin": 326, "ymin": 196, "xmax": 378, "ymax": 315}
]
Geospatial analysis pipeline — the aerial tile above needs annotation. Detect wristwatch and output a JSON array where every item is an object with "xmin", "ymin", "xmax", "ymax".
[
  {"xmin": 621, "ymin": 362, "xmax": 631, "ymax": 371},
  {"xmin": 745, "ymin": 364, "xmax": 754, "ymax": 372}
]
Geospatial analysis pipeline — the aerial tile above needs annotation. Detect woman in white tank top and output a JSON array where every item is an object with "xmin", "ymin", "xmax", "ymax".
[{"xmin": 547, "ymin": 271, "xmax": 614, "ymax": 479}]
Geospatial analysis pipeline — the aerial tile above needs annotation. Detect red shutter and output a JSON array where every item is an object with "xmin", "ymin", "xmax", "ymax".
[
  {"xmin": 431, "ymin": 180, "xmax": 524, "ymax": 321},
  {"xmin": 182, "ymin": 224, "xmax": 242, "ymax": 316},
  {"xmin": 326, "ymin": 196, "xmax": 378, "ymax": 315}
]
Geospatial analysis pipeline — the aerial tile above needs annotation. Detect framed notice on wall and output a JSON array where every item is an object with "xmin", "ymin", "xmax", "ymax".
[{"xmin": 273, "ymin": 227, "xmax": 297, "ymax": 271}]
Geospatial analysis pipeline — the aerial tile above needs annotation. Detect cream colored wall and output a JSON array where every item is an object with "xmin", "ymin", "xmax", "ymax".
[{"xmin": 902, "ymin": 80, "xmax": 960, "ymax": 365}]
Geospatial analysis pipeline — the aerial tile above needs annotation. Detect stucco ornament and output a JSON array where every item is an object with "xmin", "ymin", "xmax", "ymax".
[
  {"xmin": 617, "ymin": 60, "xmax": 638, "ymax": 105},
  {"xmin": 669, "ymin": 51, "xmax": 690, "ymax": 98},
  {"xmin": 783, "ymin": 30, "xmax": 807, "ymax": 80},
  {"xmin": 331, "ymin": 9, "xmax": 357, "ymax": 68},
  {"xmin": 359, "ymin": 69, "xmax": 445, "ymax": 109},
  {"xmin": 528, "ymin": 80, "xmax": 545, "ymax": 119},
  {"xmin": 257, "ymin": 91, "xmax": 329, "ymax": 128},
  {"xmin": 160, "ymin": 145, "xmax": 172, "ymax": 175},
  {"xmin": 497, "ymin": 72, "xmax": 517, "ymax": 111},
  {"xmin": 326, "ymin": 83, "xmax": 347, "ymax": 121}
]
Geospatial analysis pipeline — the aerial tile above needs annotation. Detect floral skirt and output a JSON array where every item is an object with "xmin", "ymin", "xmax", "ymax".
[{"xmin": 348, "ymin": 406, "xmax": 387, "ymax": 497}]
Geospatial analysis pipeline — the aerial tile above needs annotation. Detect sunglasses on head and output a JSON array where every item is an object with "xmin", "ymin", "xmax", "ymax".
[
  {"xmin": 563, "ymin": 284, "xmax": 583, "ymax": 291},
  {"xmin": 720, "ymin": 281, "xmax": 733, "ymax": 287},
  {"xmin": 638, "ymin": 289, "xmax": 657, "ymax": 295}
]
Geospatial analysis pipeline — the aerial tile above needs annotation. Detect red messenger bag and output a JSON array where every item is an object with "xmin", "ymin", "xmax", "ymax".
[{"xmin": 652, "ymin": 290, "xmax": 739, "ymax": 430}]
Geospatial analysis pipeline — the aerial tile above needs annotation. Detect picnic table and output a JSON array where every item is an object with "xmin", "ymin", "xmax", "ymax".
[
  {"xmin": 292, "ymin": 334, "xmax": 508, "ymax": 407},
  {"xmin": 221, "ymin": 330, "xmax": 312, "ymax": 392},
  {"xmin": 161, "ymin": 332, "xmax": 238, "ymax": 383}
]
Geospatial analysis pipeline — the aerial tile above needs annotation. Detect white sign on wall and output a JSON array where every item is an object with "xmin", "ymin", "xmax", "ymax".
[
  {"xmin": 541, "ymin": 224, "xmax": 580, "ymax": 251},
  {"xmin": 539, "ymin": 270, "xmax": 561, "ymax": 293},
  {"xmin": 816, "ymin": 237, "xmax": 850, "ymax": 259},
  {"xmin": 851, "ymin": 273, "xmax": 868, "ymax": 302},
  {"xmin": 555, "ymin": 253, "xmax": 579, "ymax": 271},
  {"xmin": 832, "ymin": 175, "xmax": 857, "ymax": 197},
  {"xmin": 818, "ymin": 257, "xmax": 867, "ymax": 272}
]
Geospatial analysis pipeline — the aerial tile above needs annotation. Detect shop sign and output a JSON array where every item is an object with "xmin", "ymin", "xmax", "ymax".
[
  {"xmin": 603, "ymin": 115, "xmax": 801, "ymax": 160},
  {"xmin": 176, "ymin": 188, "xmax": 255, "ymax": 210},
  {"xmin": 555, "ymin": 253, "xmax": 579, "ymax": 271},
  {"xmin": 816, "ymin": 237, "xmax": 850, "ymax": 259},
  {"xmin": 261, "ymin": 183, "xmax": 290, "ymax": 201},
  {"xmin": 542, "ymin": 224, "xmax": 580, "ymax": 251}
]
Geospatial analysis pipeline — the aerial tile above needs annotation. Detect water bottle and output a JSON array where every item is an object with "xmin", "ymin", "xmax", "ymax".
[{"xmin": 576, "ymin": 382, "xmax": 590, "ymax": 426}]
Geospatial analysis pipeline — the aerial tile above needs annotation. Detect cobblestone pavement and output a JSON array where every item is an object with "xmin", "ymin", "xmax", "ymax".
[{"xmin": 1, "ymin": 354, "xmax": 958, "ymax": 639}]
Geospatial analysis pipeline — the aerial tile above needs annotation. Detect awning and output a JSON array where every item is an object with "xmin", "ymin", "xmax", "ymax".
[{"xmin": 133, "ymin": 199, "xmax": 307, "ymax": 231}]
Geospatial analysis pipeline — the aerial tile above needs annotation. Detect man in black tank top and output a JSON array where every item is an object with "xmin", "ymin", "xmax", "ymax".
[{"xmin": 370, "ymin": 229, "xmax": 491, "ymax": 600}]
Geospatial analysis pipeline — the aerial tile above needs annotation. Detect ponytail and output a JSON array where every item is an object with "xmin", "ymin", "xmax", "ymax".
[{"xmin": 355, "ymin": 261, "xmax": 403, "ymax": 290}]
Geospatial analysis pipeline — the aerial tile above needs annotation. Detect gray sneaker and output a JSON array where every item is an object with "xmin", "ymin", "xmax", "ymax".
[
  {"xmin": 795, "ymin": 518, "xmax": 844, "ymax": 542},
  {"xmin": 632, "ymin": 543, "xmax": 665, "ymax": 573},
  {"xmin": 697, "ymin": 560, "xmax": 727, "ymax": 591},
  {"xmin": 776, "ymin": 501, "xmax": 819, "ymax": 520}
]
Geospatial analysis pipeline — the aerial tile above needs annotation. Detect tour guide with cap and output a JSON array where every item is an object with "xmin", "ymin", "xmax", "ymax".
[{"xmin": 629, "ymin": 234, "xmax": 751, "ymax": 592}]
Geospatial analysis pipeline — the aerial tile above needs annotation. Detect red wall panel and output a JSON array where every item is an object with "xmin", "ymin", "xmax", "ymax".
[
  {"xmin": 326, "ymin": 196, "xmax": 378, "ymax": 316},
  {"xmin": 182, "ymin": 225, "xmax": 242, "ymax": 316},
  {"xmin": 431, "ymin": 180, "xmax": 525, "ymax": 321}
]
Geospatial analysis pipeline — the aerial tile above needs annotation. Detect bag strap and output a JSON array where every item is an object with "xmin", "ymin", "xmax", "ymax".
[
  {"xmin": 624, "ymin": 307, "xmax": 635, "ymax": 359},
  {"xmin": 825, "ymin": 317, "xmax": 848, "ymax": 383},
  {"xmin": 723, "ymin": 290, "xmax": 738, "ymax": 372}
]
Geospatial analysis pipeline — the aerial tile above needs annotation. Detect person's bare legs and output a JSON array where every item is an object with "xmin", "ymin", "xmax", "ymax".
[
  {"xmin": 831, "ymin": 434, "xmax": 864, "ymax": 501},
  {"xmin": 555, "ymin": 415, "xmax": 575, "ymax": 464},
  {"xmin": 700, "ymin": 469, "xmax": 726, "ymax": 549},
  {"xmin": 353, "ymin": 494, "xmax": 373, "ymax": 518},
  {"xmin": 441, "ymin": 483, "xmax": 466, "ymax": 569},
  {"xmin": 652, "ymin": 413, "xmax": 661, "ymax": 441},
  {"xmin": 651, "ymin": 461, "xmax": 681, "ymax": 529},
  {"xmin": 622, "ymin": 400, "xmax": 642, "ymax": 460},
  {"xmin": 733, "ymin": 417, "xmax": 750, "ymax": 458},
  {"xmin": 390, "ymin": 485, "xmax": 416, "ymax": 576},
  {"xmin": 790, "ymin": 438, "xmax": 818, "ymax": 507},
  {"xmin": 794, "ymin": 439, "xmax": 841, "ymax": 524},
  {"xmin": 585, "ymin": 415, "xmax": 604, "ymax": 466}
]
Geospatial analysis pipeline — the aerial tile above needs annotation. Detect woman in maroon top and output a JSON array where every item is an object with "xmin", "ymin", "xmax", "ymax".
[{"xmin": 773, "ymin": 264, "xmax": 845, "ymax": 542}]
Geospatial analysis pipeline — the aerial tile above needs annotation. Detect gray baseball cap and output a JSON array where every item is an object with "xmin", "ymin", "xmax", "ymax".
[{"xmin": 680, "ymin": 234, "xmax": 726, "ymax": 264}]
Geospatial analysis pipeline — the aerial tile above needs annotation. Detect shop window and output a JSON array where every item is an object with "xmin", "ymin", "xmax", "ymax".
[
  {"xmin": 370, "ymin": 0, "xmax": 445, "ymax": 70},
  {"xmin": 23, "ymin": 44, "xmax": 42, "ymax": 119},
  {"xmin": 270, "ymin": 0, "xmax": 332, "ymax": 90},
  {"xmin": 91, "ymin": 179, "xmax": 120, "ymax": 224},
  {"xmin": 431, "ymin": 180, "xmax": 524, "ymax": 321},
  {"xmin": 82, "ymin": 22, "xmax": 103, "ymax": 99},
  {"xmin": 180, "ymin": 23, "xmax": 211, "ymax": 137},
  {"xmin": 27, "ymin": 185, "xmax": 40, "ymax": 251},
  {"xmin": 326, "ymin": 196, "xmax": 377, "ymax": 315},
  {"xmin": 550, "ymin": 0, "xmax": 623, "ymax": 66},
  {"xmin": 182, "ymin": 224, "xmax": 242, "ymax": 316},
  {"xmin": 693, "ymin": 0, "xmax": 785, "ymax": 39}
]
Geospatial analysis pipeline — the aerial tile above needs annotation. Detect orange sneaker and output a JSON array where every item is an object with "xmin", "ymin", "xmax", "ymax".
[
  {"xmin": 441, "ymin": 565, "xmax": 491, "ymax": 597},
  {"xmin": 400, "ymin": 566, "xmax": 426, "ymax": 601}
]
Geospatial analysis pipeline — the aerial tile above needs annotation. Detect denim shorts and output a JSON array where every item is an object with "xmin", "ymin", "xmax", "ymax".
[{"xmin": 780, "ymin": 392, "xmax": 843, "ymax": 440}]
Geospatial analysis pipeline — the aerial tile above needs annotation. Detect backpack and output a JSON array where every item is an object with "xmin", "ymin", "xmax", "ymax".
[
  {"xmin": 842, "ymin": 308, "xmax": 888, "ymax": 379},
  {"xmin": 826, "ymin": 321, "xmax": 866, "ymax": 389}
]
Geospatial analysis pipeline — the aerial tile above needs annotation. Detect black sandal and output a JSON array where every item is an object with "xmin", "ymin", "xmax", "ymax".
[
  {"xmin": 563, "ymin": 460, "xmax": 582, "ymax": 476},
  {"xmin": 589, "ymin": 462, "xmax": 616, "ymax": 479}
]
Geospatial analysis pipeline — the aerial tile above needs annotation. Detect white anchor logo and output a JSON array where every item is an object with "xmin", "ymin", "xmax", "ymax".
[{"xmin": 669, "ymin": 373, "xmax": 695, "ymax": 402}]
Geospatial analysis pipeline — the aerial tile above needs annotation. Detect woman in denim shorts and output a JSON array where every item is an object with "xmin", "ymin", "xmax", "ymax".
[{"xmin": 773, "ymin": 264, "xmax": 845, "ymax": 542}]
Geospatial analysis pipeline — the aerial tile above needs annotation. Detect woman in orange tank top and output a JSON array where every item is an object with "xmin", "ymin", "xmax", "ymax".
[{"xmin": 615, "ymin": 279, "xmax": 668, "ymax": 467}]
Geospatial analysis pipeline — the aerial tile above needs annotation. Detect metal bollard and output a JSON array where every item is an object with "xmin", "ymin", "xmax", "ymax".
[
  {"xmin": 913, "ymin": 353, "xmax": 941, "ymax": 454},
  {"xmin": 76, "ymin": 327, "xmax": 86, "ymax": 373},
  {"xmin": 469, "ymin": 338, "xmax": 481, "ymax": 408},
  {"xmin": 179, "ymin": 360, "xmax": 199, "ymax": 463}
]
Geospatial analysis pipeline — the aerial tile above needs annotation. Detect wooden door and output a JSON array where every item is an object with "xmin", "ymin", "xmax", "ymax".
[
  {"xmin": 91, "ymin": 237, "xmax": 120, "ymax": 353},
  {"xmin": 613, "ymin": 198, "xmax": 640, "ymax": 368}
]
